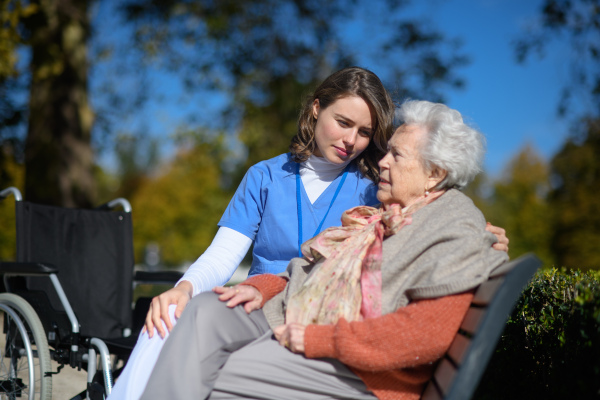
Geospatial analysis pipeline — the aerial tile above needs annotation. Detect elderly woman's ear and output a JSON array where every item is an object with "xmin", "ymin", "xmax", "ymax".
[{"xmin": 427, "ymin": 168, "xmax": 447, "ymax": 191}]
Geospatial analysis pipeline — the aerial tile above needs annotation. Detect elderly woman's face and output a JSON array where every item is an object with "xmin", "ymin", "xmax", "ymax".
[{"xmin": 377, "ymin": 124, "xmax": 435, "ymax": 208}]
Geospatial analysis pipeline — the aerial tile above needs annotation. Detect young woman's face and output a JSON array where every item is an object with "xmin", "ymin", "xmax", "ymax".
[{"xmin": 312, "ymin": 96, "xmax": 373, "ymax": 164}]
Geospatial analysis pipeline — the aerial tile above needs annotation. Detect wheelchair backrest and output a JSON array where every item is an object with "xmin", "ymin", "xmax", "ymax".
[{"xmin": 14, "ymin": 201, "xmax": 134, "ymax": 338}]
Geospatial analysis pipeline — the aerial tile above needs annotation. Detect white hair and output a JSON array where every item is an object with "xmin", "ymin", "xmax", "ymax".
[{"xmin": 395, "ymin": 100, "xmax": 485, "ymax": 190}]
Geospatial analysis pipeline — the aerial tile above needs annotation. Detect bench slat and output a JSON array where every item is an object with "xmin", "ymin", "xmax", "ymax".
[
  {"xmin": 422, "ymin": 380, "xmax": 444, "ymax": 400},
  {"xmin": 472, "ymin": 277, "xmax": 504, "ymax": 306},
  {"xmin": 447, "ymin": 332, "xmax": 471, "ymax": 365},
  {"xmin": 433, "ymin": 358, "xmax": 458, "ymax": 396},
  {"xmin": 460, "ymin": 307, "xmax": 485, "ymax": 334}
]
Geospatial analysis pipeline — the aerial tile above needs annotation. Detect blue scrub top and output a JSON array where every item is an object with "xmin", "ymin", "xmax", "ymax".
[{"xmin": 219, "ymin": 153, "xmax": 379, "ymax": 276}]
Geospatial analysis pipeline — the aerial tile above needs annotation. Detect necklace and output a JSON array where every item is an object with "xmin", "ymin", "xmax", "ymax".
[{"xmin": 296, "ymin": 162, "xmax": 350, "ymax": 257}]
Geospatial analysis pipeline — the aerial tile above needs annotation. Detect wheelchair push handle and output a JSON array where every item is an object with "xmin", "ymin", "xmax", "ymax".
[
  {"xmin": 97, "ymin": 197, "xmax": 132, "ymax": 212},
  {"xmin": 0, "ymin": 187, "xmax": 22, "ymax": 201}
]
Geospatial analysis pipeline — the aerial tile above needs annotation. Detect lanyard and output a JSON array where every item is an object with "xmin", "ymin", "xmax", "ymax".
[{"xmin": 296, "ymin": 162, "xmax": 349, "ymax": 257}]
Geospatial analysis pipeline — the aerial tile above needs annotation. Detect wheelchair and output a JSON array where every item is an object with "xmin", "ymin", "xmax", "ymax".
[{"xmin": 0, "ymin": 187, "xmax": 182, "ymax": 399}]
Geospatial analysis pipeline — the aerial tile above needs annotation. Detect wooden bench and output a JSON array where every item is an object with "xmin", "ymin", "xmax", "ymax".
[{"xmin": 422, "ymin": 253, "xmax": 541, "ymax": 400}]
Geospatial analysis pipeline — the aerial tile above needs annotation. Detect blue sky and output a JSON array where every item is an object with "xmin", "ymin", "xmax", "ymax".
[
  {"xmin": 415, "ymin": 0, "xmax": 574, "ymax": 177},
  {"xmin": 95, "ymin": 0, "xmax": 578, "ymax": 178}
]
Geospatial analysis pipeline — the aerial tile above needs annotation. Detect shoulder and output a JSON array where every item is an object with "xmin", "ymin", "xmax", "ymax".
[
  {"xmin": 401, "ymin": 189, "xmax": 487, "ymax": 243},
  {"xmin": 425, "ymin": 189, "xmax": 485, "ymax": 226},
  {"xmin": 247, "ymin": 153, "xmax": 296, "ymax": 177},
  {"xmin": 242, "ymin": 154, "xmax": 296, "ymax": 185}
]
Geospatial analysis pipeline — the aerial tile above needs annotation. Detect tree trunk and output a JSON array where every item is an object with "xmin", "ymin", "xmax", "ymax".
[{"xmin": 24, "ymin": 0, "xmax": 95, "ymax": 207}]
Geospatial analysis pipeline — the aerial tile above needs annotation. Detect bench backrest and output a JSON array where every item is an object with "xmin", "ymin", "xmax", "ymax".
[{"xmin": 422, "ymin": 254, "xmax": 541, "ymax": 400}]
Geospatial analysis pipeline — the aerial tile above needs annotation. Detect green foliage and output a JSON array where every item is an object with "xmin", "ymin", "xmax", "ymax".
[
  {"xmin": 491, "ymin": 145, "xmax": 554, "ymax": 266},
  {"xmin": 462, "ymin": 171, "xmax": 495, "ymax": 218},
  {"xmin": 234, "ymin": 74, "xmax": 312, "ymax": 181},
  {"xmin": 0, "ymin": 0, "xmax": 36, "ymax": 138},
  {"xmin": 129, "ymin": 133, "xmax": 234, "ymax": 266},
  {"xmin": 549, "ymin": 119, "xmax": 600, "ymax": 270},
  {"xmin": 111, "ymin": 133, "xmax": 161, "ymax": 200},
  {"xmin": 475, "ymin": 268, "xmax": 600, "ymax": 399},
  {"xmin": 0, "ymin": 0, "xmax": 34, "ymax": 78},
  {"xmin": 0, "ymin": 142, "xmax": 23, "ymax": 260},
  {"xmin": 466, "ymin": 145, "xmax": 555, "ymax": 267}
]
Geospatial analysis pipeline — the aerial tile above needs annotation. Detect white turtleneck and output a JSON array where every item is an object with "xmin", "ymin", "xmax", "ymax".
[
  {"xmin": 178, "ymin": 155, "xmax": 349, "ymax": 296},
  {"xmin": 300, "ymin": 154, "xmax": 350, "ymax": 203}
]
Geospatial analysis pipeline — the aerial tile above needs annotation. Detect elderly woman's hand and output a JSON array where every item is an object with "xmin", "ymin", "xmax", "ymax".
[
  {"xmin": 486, "ymin": 222, "xmax": 509, "ymax": 252},
  {"xmin": 273, "ymin": 323, "xmax": 306, "ymax": 354},
  {"xmin": 213, "ymin": 285, "xmax": 263, "ymax": 313}
]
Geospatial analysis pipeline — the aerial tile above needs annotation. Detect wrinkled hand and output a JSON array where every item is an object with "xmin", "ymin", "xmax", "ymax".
[
  {"xmin": 486, "ymin": 222, "xmax": 509, "ymax": 252},
  {"xmin": 213, "ymin": 285, "xmax": 263, "ymax": 313},
  {"xmin": 273, "ymin": 323, "xmax": 306, "ymax": 354},
  {"xmin": 144, "ymin": 281, "xmax": 193, "ymax": 339}
]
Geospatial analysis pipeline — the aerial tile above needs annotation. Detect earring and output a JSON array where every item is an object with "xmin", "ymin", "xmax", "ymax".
[{"xmin": 425, "ymin": 189, "xmax": 430, "ymax": 197}]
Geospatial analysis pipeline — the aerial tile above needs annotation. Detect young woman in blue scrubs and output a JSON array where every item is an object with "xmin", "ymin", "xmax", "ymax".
[{"xmin": 109, "ymin": 67, "xmax": 509, "ymax": 399}]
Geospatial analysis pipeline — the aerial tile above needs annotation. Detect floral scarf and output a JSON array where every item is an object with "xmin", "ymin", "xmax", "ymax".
[{"xmin": 285, "ymin": 190, "xmax": 445, "ymax": 325}]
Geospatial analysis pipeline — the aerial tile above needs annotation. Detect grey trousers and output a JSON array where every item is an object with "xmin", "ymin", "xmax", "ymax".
[{"xmin": 139, "ymin": 292, "xmax": 377, "ymax": 400}]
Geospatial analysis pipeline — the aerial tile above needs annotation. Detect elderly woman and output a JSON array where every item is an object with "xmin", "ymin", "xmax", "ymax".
[{"xmin": 139, "ymin": 100, "xmax": 509, "ymax": 400}]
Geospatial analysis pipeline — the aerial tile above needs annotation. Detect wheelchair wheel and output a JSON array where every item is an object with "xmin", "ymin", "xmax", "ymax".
[{"xmin": 0, "ymin": 293, "xmax": 52, "ymax": 400}]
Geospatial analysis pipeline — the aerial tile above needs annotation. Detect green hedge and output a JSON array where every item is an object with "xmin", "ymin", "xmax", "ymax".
[{"xmin": 475, "ymin": 268, "xmax": 600, "ymax": 399}]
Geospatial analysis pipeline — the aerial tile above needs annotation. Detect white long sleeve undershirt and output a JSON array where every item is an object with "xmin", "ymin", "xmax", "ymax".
[{"xmin": 178, "ymin": 155, "xmax": 349, "ymax": 296}]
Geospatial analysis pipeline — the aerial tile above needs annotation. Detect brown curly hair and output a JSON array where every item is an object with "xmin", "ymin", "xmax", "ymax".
[{"xmin": 289, "ymin": 67, "xmax": 395, "ymax": 183}]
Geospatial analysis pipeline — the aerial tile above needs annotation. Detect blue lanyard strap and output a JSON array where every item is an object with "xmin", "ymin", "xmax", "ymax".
[
  {"xmin": 296, "ymin": 163, "xmax": 303, "ymax": 257},
  {"xmin": 296, "ymin": 162, "xmax": 350, "ymax": 257}
]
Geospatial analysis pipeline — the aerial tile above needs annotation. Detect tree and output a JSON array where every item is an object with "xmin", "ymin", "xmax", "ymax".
[
  {"xmin": 549, "ymin": 118, "xmax": 600, "ymax": 269},
  {"xmin": 111, "ymin": 132, "xmax": 160, "ymax": 201},
  {"xmin": 514, "ymin": 0, "xmax": 600, "ymax": 118},
  {"xmin": 1, "ymin": 0, "xmax": 96, "ymax": 207},
  {"xmin": 2, "ymin": 0, "xmax": 468, "ymax": 208},
  {"xmin": 462, "ymin": 171, "xmax": 494, "ymax": 216},
  {"xmin": 129, "ymin": 132, "xmax": 233, "ymax": 265},
  {"xmin": 28, "ymin": 0, "xmax": 96, "ymax": 207},
  {"xmin": 515, "ymin": 0, "xmax": 600, "ymax": 269},
  {"xmin": 116, "ymin": 0, "xmax": 469, "ymax": 176},
  {"xmin": 232, "ymin": 75, "xmax": 315, "ymax": 181},
  {"xmin": 488, "ymin": 145, "xmax": 554, "ymax": 267},
  {"xmin": 0, "ymin": 0, "xmax": 30, "ymax": 142}
]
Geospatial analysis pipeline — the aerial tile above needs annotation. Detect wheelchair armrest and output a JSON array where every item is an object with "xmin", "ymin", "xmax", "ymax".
[
  {"xmin": 134, "ymin": 270, "xmax": 183, "ymax": 285},
  {"xmin": 0, "ymin": 261, "xmax": 59, "ymax": 275}
]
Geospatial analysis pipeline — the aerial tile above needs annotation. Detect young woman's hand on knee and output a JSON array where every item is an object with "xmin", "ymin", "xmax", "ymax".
[
  {"xmin": 213, "ymin": 285, "xmax": 263, "ymax": 313},
  {"xmin": 144, "ymin": 281, "xmax": 193, "ymax": 339}
]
